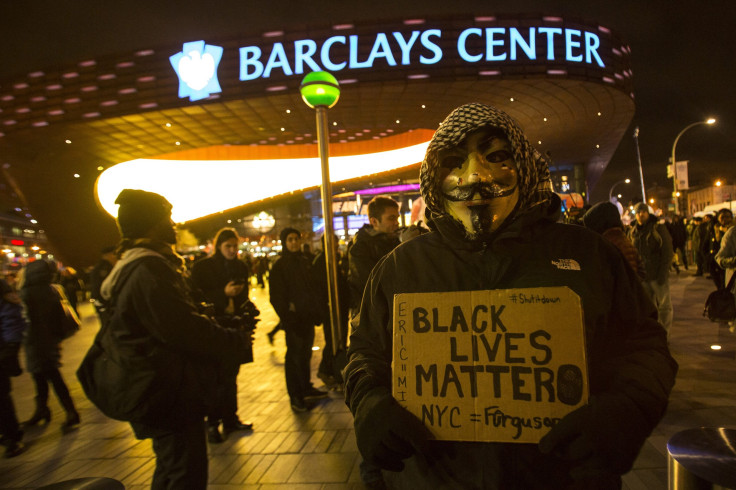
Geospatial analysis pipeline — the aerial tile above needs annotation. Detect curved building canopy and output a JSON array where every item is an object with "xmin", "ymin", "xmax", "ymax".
[{"xmin": 0, "ymin": 13, "xmax": 634, "ymax": 267}]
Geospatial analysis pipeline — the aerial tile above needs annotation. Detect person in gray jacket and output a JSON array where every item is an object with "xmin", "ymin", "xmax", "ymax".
[
  {"xmin": 629, "ymin": 202, "xmax": 675, "ymax": 335},
  {"xmin": 344, "ymin": 103, "xmax": 677, "ymax": 489}
]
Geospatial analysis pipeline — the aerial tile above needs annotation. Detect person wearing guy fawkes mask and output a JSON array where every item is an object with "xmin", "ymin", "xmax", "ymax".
[{"xmin": 343, "ymin": 103, "xmax": 677, "ymax": 489}]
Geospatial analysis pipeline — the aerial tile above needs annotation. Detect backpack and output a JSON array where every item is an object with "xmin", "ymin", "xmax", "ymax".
[
  {"xmin": 77, "ymin": 258, "xmax": 181, "ymax": 426},
  {"xmin": 704, "ymin": 274, "xmax": 736, "ymax": 322}
]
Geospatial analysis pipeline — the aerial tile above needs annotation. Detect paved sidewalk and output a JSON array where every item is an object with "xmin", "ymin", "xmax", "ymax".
[{"xmin": 1, "ymin": 269, "xmax": 734, "ymax": 489}]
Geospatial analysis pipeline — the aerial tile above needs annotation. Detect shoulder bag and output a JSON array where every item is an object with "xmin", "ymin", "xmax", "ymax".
[
  {"xmin": 76, "ymin": 259, "xmax": 182, "ymax": 426},
  {"xmin": 51, "ymin": 283, "xmax": 81, "ymax": 339},
  {"xmin": 704, "ymin": 273, "xmax": 736, "ymax": 323}
]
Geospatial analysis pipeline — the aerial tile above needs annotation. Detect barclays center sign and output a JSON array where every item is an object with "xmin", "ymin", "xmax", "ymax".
[{"xmin": 170, "ymin": 18, "xmax": 624, "ymax": 101}]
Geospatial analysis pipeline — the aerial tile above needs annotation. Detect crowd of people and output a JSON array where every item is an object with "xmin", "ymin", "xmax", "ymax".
[{"xmin": 0, "ymin": 102, "xmax": 700, "ymax": 489}]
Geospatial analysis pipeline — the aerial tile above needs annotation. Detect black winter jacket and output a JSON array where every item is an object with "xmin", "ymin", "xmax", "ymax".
[
  {"xmin": 344, "ymin": 201, "xmax": 677, "ymax": 489},
  {"xmin": 270, "ymin": 249, "xmax": 321, "ymax": 326},
  {"xmin": 100, "ymin": 247, "xmax": 251, "ymax": 432},
  {"xmin": 347, "ymin": 224, "xmax": 400, "ymax": 309},
  {"xmin": 21, "ymin": 260, "xmax": 65, "ymax": 373},
  {"xmin": 190, "ymin": 253, "xmax": 251, "ymax": 317}
]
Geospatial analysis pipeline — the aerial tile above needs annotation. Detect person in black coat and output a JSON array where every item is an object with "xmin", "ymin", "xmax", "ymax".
[
  {"xmin": 20, "ymin": 259, "xmax": 80, "ymax": 432},
  {"xmin": 311, "ymin": 235, "xmax": 350, "ymax": 389},
  {"xmin": 269, "ymin": 227, "xmax": 327, "ymax": 412},
  {"xmin": 344, "ymin": 103, "xmax": 677, "ymax": 489},
  {"xmin": 191, "ymin": 227, "xmax": 256, "ymax": 443},
  {"xmin": 97, "ymin": 189, "xmax": 252, "ymax": 489},
  {"xmin": 347, "ymin": 197, "xmax": 400, "ymax": 311},
  {"xmin": 0, "ymin": 278, "xmax": 26, "ymax": 457}
]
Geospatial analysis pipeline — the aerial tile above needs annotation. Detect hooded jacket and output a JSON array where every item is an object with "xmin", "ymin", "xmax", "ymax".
[
  {"xmin": 344, "ymin": 103, "xmax": 677, "ymax": 489},
  {"xmin": 21, "ymin": 260, "xmax": 65, "ymax": 373}
]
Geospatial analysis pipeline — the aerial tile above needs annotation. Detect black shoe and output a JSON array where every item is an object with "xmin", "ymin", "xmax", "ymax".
[
  {"xmin": 207, "ymin": 425, "xmax": 224, "ymax": 443},
  {"xmin": 290, "ymin": 399, "xmax": 310, "ymax": 412},
  {"xmin": 222, "ymin": 420, "xmax": 253, "ymax": 435},
  {"xmin": 4, "ymin": 440, "xmax": 24, "ymax": 458},
  {"xmin": 305, "ymin": 387, "xmax": 329, "ymax": 400},
  {"xmin": 363, "ymin": 478, "xmax": 388, "ymax": 490},
  {"xmin": 22, "ymin": 406, "xmax": 51, "ymax": 427},
  {"xmin": 61, "ymin": 410, "xmax": 80, "ymax": 433},
  {"xmin": 317, "ymin": 371, "xmax": 338, "ymax": 389}
]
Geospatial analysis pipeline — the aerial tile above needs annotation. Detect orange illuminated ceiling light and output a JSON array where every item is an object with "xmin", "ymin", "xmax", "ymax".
[{"xmin": 96, "ymin": 130, "xmax": 433, "ymax": 223}]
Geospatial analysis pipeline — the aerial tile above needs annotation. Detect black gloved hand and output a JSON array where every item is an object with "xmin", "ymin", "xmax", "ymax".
[
  {"xmin": 354, "ymin": 387, "xmax": 434, "ymax": 471},
  {"xmin": 538, "ymin": 394, "xmax": 649, "ymax": 480},
  {"xmin": 538, "ymin": 404, "xmax": 607, "ymax": 480}
]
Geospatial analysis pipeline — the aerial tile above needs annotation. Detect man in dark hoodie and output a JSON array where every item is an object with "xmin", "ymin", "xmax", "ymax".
[
  {"xmin": 96, "ymin": 189, "xmax": 252, "ymax": 490},
  {"xmin": 270, "ymin": 227, "xmax": 327, "ymax": 412},
  {"xmin": 343, "ymin": 103, "xmax": 677, "ymax": 489},
  {"xmin": 629, "ymin": 202, "xmax": 674, "ymax": 335}
]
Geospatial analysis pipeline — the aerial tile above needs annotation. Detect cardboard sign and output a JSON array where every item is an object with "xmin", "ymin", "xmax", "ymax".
[{"xmin": 392, "ymin": 287, "xmax": 588, "ymax": 443}]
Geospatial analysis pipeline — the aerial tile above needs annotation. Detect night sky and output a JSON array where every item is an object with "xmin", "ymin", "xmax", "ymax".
[{"xmin": 2, "ymin": 0, "xmax": 734, "ymax": 206}]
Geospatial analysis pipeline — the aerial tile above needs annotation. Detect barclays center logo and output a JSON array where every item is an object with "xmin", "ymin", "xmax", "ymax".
[{"xmin": 170, "ymin": 41, "xmax": 223, "ymax": 102}]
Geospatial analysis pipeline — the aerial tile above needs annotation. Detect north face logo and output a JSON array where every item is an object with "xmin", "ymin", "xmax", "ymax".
[{"xmin": 551, "ymin": 259, "xmax": 581, "ymax": 271}]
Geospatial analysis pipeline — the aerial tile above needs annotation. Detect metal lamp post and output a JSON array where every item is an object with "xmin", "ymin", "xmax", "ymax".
[
  {"xmin": 671, "ymin": 118, "xmax": 716, "ymax": 214},
  {"xmin": 633, "ymin": 127, "xmax": 647, "ymax": 202},
  {"xmin": 300, "ymin": 71, "xmax": 342, "ymax": 355},
  {"xmin": 609, "ymin": 178, "xmax": 631, "ymax": 202}
]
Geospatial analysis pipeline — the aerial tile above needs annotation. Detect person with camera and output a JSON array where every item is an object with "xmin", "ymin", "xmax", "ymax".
[{"xmin": 191, "ymin": 227, "xmax": 257, "ymax": 443}]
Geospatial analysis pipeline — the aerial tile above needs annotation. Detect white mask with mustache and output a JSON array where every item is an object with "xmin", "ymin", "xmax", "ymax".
[{"xmin": 439, "ymin": 128, "xmax": 519, "ymax": 237}]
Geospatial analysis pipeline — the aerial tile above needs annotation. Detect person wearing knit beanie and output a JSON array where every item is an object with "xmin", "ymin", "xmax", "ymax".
[
  {"xmin": 114, "ymin": 189, "xmax": 173, "ymax": 240},
  {"xmin": 88, "ymin": 189, "xmax": 253, "ymax": 490},
  {"xmin": 582, "ymin": 201, "xmax": 624, "ymax": 235},
  {"xmin": 584, "ymin": 202, "xmax": 646, "ymax": 279}
]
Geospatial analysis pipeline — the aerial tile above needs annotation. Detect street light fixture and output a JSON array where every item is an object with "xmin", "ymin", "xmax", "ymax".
[
  {"xmin": 609, "ymin": 178, "xmax": 631, "ymax": 201},
  {"xmin": 300, "ymin": 71, "xmax": 342, "ymax": 355},
  {"xmin": 671, "ymin": 118, "xmax": 717, "ymax": 214}
]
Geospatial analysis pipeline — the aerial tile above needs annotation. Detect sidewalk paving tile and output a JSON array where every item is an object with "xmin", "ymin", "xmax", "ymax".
[{"xmin": 0, "ymin": 271, "xmax": 734, "ymax": 489}]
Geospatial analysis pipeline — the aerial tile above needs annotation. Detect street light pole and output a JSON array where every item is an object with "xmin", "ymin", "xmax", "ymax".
[
  {"xmin": 609, "ymin": 178, "xmax": 631, "ymax": 202},
  {"xmin": 300, "ymin": 72, "xmax": 342, "ymax": 355},
  {"xmin": 671, "ymin": 118, "xmax": 716, "ymax": 215},
  {"xmin": 633, "ymin": 127, "xmax": 647, "ymax": 202}
]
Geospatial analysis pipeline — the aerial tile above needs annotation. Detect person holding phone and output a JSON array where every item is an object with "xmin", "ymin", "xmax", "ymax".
[{"xmin": 191, "ymin": 227, "xmax": 257, "ymax": 443}]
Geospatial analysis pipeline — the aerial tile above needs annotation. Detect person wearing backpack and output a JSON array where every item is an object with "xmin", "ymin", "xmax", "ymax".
[
  {"xmin": 95, "ymin": 189, "xmax": 253, "ymax": 490},
  {"xmin": 629, "ymin": 203, "xmax": 674, "ymax": 336}
]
